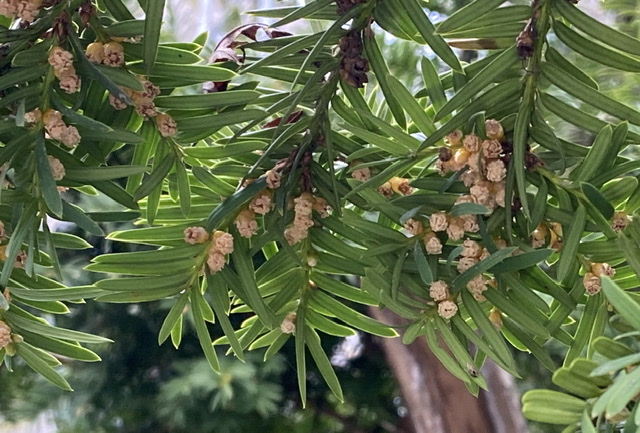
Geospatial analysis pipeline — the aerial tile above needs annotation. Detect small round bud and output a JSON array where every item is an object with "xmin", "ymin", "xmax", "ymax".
[
  {"xmin": 85, "ymin": 42, "xmax": 105, "ymax": 63},
  {"xmin": 611, "ymin": 211, "xmax": 629, "ymax": 232},
  {"xmin": 184, "ymin": 226, "xmax": 209, "ymax": 244},
  {"xmin": 438, "ymin": 146, "xmax": 452, "ymax": 162},
  {"xmin": 280, "ymin": 312, "xmax": 297, "ymax": 334},
  {"xmin": 437, "ymin": 300, "xmax": 458, "ymax": 319},
  {"xmin": 429, "ymin": 280, "xmax": 449, "ymax": 302},
  {"xmin": 0, "ymin": 321, "xmax": 12, "ymax": 348},
  {"xmin": 404, "ymin": 218, "xmax": 424, "ymax": 236},
  {"xmin": 423, "ymin": 231, "xmax": 442, "ymax": 255},
  {"xmin": 463, "ymin": 134, "xmax": 481, "ymax": 152},
  {"xmin": 446, "ymin": 130, "xmax": 463, "ymax": 146},
  {"xmin": 485, "ymin": 119, "xmax": 504, "ymax": 140},
  {"xmin": 389, "ymin": 177, "xmax": 413, "ymax": 195},
  {"xmin": 156, "ymin": 113, "xmax": 177, "ymax": 137},
  {"xmin": 103, "ymin": 41, "xmax": 125, "ymax": 67},
  {"xmin": 212, "ymin": 231, "xmax": 234, "ymax": 255},
  {"xmin": 429, "ymin": 212, "xmax": 448, "ymax": 232},
  {"xmin": 489, "ymin": 309, "xmax": 503, "ymax": 329},
  {"xmin": 583, "ymin": 272, "xmax": 602, "ymax": 295},
  {"xmin": 591, "ymin": 263, "xmax": 615, "ymax": 278}
]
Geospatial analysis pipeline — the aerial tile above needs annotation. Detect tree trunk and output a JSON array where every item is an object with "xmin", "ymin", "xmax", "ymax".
[{"xmin": 369, "ymin": 307, "xmax": 529, "ymax": 433}]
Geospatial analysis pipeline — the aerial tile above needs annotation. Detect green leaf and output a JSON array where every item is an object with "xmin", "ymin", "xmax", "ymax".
[
  {"xmin": 402, "ymin": 320, "xmax": 424, "ymax": 345},
  {"xmin": 591, "ymin": 352, "xmax": 640, "ymax": 377},
  {"xmin": 35, "ymin": 136, "xmax": 63, "ymax": 217},
  {"xmin": 442, "ymin": 23, "xmax": 525, "ymax": 40},
  {"xmin": 530, "ymin": 176, "xmax": 549, "ymax": 229},
  {"xmin": 341, "ymin": 123, "xmax": 413, "ymax": 155},
  {"xmin": 556, "ymin": 203, "xmax": 586, "ymax": 282},
  {"xmin": 0, "ymin": 65, "xmax": 48, "ymax": 91},
  {"xmin": 581, "ymin": 408, "xmax": 597, "ymax": 433},
  {"xmin": 434, "ymin": 317, "xmax": 488, "ymax": 390},
  {"xmin": 50, "ymin": 93, "xmax": 113, "ymax": 133},
  {"xmin": 617, "ymin": 230, "xmax": 640, "ymax": 278},
  {"xmin": 542, "ymin": 62, "xmax": 640, "ymax": 126},
  {"xmin": 605, "ymin": 365, "xmax": 640, "ymax": 419},
  {"xmin": 133, "ymin": 153, "xmax": 175, "ymax": 201},
  {"xmin": 420, "ymin": 57, "xmax": 447, "ymax": 111},
  {"xmin": 580, "ymin": 182, "xmax": 614, "ymax": 220},
  {"xmin": 362, "ymin": 36, "xmax": 406, "ymax": 128},
  {"xmin": 413, "ymin": 242, "xmax": 433, "ymax": 285},
  {"xmin": 36, "ymin": 232, "xmax": 91, "ymax": 250},
  {"xmin": 288, "ymin": 6, "xmax": 359, "ymax": 90},
  {"xmin": 592, "ymin": 336, "xmax": 634, "ymax": 360},
  {"xmin": 450, "ymin": 202, "xmax": 491, "ymax": 217},
  {"xmin": 539, "ymin": 93, "xmax": 640, "ymax": 143},
  {"xmin": 435, "ymin": 46, "xmax": 518, "ymax": 121},
  {"xmin": 513, "ymin": 94, "xmax": 532, "ymax": 219},
  {"xmin": 207, "ymin": 273, "xmax": 244, "ymax": 360},
  {"xmin": 483, "ymin": 288, "xmax": 550, "ymax": 339},
  {"xmin": 503, "ymin": 317, "xmax": 555, "ymax": 371},
  {"xmin": 8, "ymin": 286, "xmax": 105, "ymax": 302},
  {"xmin": 436, "ymin": 0, "xmax": 506, "ymax": 34},
  {"xmin": 84, "ymin": 65, "xmax": 141, "ymax": 93},
  {"xmin": 170, "ymin": 313, "xmax": 183, "ymax": 349},
  {"xmin": 144, "ymin": 0, "xmax": 164, "ymax": 74},
  {"xmin": 123, "ymin": 42, "xmax": 202, "ymax": 64},
  {"xmin": 155, "ymin": 90, "xmax": 260, "ymax": 109},
  {"xmin": 64, "ymin": 165, "xmax": 147, "ymax": 182},
  {"xmin": 522, "ymin": 390, "xmax": 584, "ymax": 424},
  {"xmin": 244, "ymin": 32, "xmax": 327, "ymax": 73},
  {"xmin": 16, "ymin": 343, "xmax": 72, "ymax": 391},
  {"xmin": 158, "ymin": 292, "xmax": 189, "ymax": 345},
  {"xmin": 572, "ymin": 125, "xmax": 613, "ymax": 182},
  {"xmin": 424, "ymin": 321, "xmax": 473, "ymax": 384},
  {"xmin": 311, "ymin": 272, "xmax": 378, "ymax": 305},
  {"xmin": 553, "ymin": 20, "xmax": 640, "ymax": 72},
  {"xmin": 296, "ymin": 299, "xmax": 307, "ymax": 407},
  {"xmin": 229, "ymin": 235, "xmax": 277, "ymax": 328},
  {"xmin": 95, "ymin": 273, "xmax": 190, "ymax": 292},
  {"xmin": 0, "ymin": 202, "xmax": 37, "ymax": 290},
  {"xmin": 552, "ymin": 365, "xmax": 604, "ymax": 399},
  {"xmin": 176, "ymin": 109, "xmax": 266, "ymax": 134},
  {"xmin": 6, "ymin": 311, "xmax": 112, "ymax": 344},
  {"xmin": 601, "ymin": 276, "xmax": 640, "ymax": 331},
  {"xmin": 19, "ymin": 330, "xmax": 101, "ymax": 362},
  {"xmin": 553, "ymin": 0, "xmax": 640, "ymax": 57},
  {"xmin": 564, "ymin": 293, "xmax": 602, "ymax": 365},
  {"xmin": 191, "ymin": 290, "xmax": 220, "ymax": 373},
  {"xmin": 92, "ymin": 244, "xmax": 200, "ymax": 264},
  {"xmin": 309, "ymin": 290, "xmax": 398, "ymax": 337},
  {"xmin": 102, "ymin": 0, "xmax": 135, "ymax": 20},
  {"xmin": 175, "ymin": 159, "xmax": 190, "ymax": 217},
  {"xmin": 183, "ymin": 141, "xmax": 267, "ymax": 160},
  {"xmin": 129, "ymin": 62, "xmax": 236, "ymax": 84},
  {"xmin": 545, "ymin": 46, "xmax": 598, "ymax": 90},
  {"xmin": 271, "ymin": 0, "xmax": 333, "ymax": 27},
  {"xmin": 494, "ymin": 249, "xmax": 554, "ymax": 274},
  {"xmin": 396, "ymin": 0, "xmax": 462, "ymax": 71},
  {"xmin": 391, "ymin": 249, "xmax": 408, "ymax": 300},
  {"xmin": 306, "ymin": 326, "xmax": 344, "ymax": 402},
  {"xmin": 458, "ymin": 290, "xmax": 517, "ymax": 374}
]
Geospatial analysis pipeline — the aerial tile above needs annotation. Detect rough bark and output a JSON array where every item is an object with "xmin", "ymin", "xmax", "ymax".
[{"xmin": 369, "ymin": 307, "xmax": 529, "ymax": 433}]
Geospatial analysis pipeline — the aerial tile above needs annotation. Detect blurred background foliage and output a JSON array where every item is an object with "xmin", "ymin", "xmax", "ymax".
[{"xmin": 0, "ymin": 0, "xmax": 635, "ymax": 432}]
